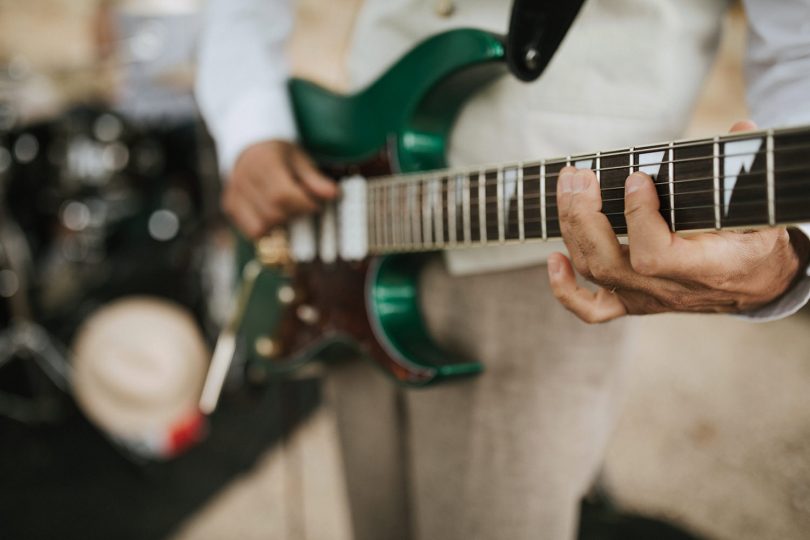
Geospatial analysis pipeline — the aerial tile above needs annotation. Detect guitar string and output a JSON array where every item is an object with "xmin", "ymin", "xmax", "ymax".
[
  {"xmin": 371, "ymin": 210, "xmax": 810, "ymax": 249},
  {"xmin": 367, "ymin": 140, "xmax": 810, "ymax": 187},
  {"xmin": 375, "ymin": 164, "xmax": 810, "ymax": 216},
  {"xmin": 371, "ymin": 154, "xmax": 808, "ymax": 200},
  {"xmin": 393, "ymin": 195, "xmax": 810, "ymax": 231},
  {"xmin": 369, "ymin": 212, "xmax": 804, "ymax": 250},
  {"xmin": 372, "ymin": 189, "xmax": 810, "ymax": 248},
  {"xmin": 371, "ymin": 158, "xmax": 810, "ymax": 206},
  {"xmin": 367, "ymin": 130, "xmax": 810, "ymax": 185}
]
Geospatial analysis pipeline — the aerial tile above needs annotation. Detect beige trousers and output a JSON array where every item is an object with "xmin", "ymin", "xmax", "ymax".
[{"xmin": 326, "ymin": 258, "xmax": 633, "ymax": 540}]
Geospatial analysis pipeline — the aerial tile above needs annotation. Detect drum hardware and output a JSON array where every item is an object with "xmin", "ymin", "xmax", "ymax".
[
  {"xmin": 0, "ymin": 197, "xmax": 72, "ymax": 424},
  {"xmin": 199, "ymin": 258, "xmax": 262, "ymax": 414}
]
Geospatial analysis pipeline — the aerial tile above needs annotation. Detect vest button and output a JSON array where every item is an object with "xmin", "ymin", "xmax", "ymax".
[{"xmin": 435, "ymin": 0, "xmax": 454, "ymax": 17}]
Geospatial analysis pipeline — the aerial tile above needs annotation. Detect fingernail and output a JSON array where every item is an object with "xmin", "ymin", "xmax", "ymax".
[
  {"xmin": 572, "ymin": 171, "xmax": 590, "ymax": 193},
  {"xmin": 626, "ymin": 173, "xmax": 646, "ymax": 194},
  {"xmin": 559, "ymin": 172, "xmax": 574, "ymax": 193},
  {"xmin": 548, "ymin": 258, "xmax": 561, "ymax": 276}
]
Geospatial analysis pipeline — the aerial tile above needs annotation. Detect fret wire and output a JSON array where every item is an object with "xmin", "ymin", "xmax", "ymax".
[
  {"xmin": 540, "ymin": 160, "xmax": 547, "ymax": 241},
  {"xmin": 563, "ymin": 144, "xmax": 806, "ymax": 176},
  {"xmin": 368, "ymin": 130, "xmax": 809, "ymax": 187},
  {"xmin": 433, "ymin": 160, "xmax": 810, "ymax": 208},
  {"xmin": 422, "ymin": 177, "xmax": 432, "ymax": 247},
  {"xmin": 478, "ymin": 170, "xmax": 487, "ymax": 243},
  {"xmin": 511, "ymin": 194, "xmax": 810, "ymax": 223},
  {"xmin": 380, "ymin": 184, "xmax": 386, "ymax": 249},
  {"xmin": 598, "ymin": 163, "xmax": 805, "ymax": 194},
  {"xmin": 367, "ymin": 184, "xmax": 374, "ymax": 250},
  {"xmin": 411, "ymin": 182, "xmax": 422, "ymax": 248},
  {"xmin": 402, "ymin": 180, "xmax": 411, "ymax": 248},
  {"xmin": 668, "ymin": 141, "xmax": 675, "ymax": 232},
  {"xmin": 397, "ymin": 184, "xmax": 411, "ymax": 250},
  {"xmin": 376, "ymin": 184, "xmax": 382, "ymax": 250},
  {"xmin": 402, "ymin": 182, "xmax": 410, "ymax": 249},
  {"xmin": 388, "ymin": 184, "xmax": 399, "ymax": 247},
  {"xmin": 518, "ymin": 163, "xmax": 525, "ymax": 241},
  {"xmin": 767, "ymin": 129, "xmax": 775, "ymax": 226},
  {"xmin": 372, "ymin": 206, "xmax": 810, "ymax": 254},
  {"xmin": 447, "ymin": 175, "xmax": 457, "ymax": 245},
  {"xmin": 387, "ymin": 183, "xmax": 394, "ymax": 248},
  {"xmin": 387, "ymin": 184, "xmax": 393, "ymax": 248},
  {"xmin": 540, "ymin": 178, "xmax": 807, "ymax": 211},
  {"xmin": 629, "ymin": 146, "xmax": 634, "ymax": 175},
  {"xmin": 400, "ymin": 182, "xmax": 408, "ymax": 248},
  {"xmin": 380, "ymin": 143, "xmax": 807, "ymax": 195},
  {"xmin": 598, "ymin": 179, "xmax": 791, "ymax": 205},
  {"xmin": 378, "ymin": 183, "xmax": 384, "ymax": 249},
  {"xmin": 373, "ymin": 183, "xmax": 379, "ymax": 249},
  {"xmin": 513, "ymin": 145, "xmax": 793, "ymax": 181},
  {"xmin": 397, "ymin": 182, "xmax": 404, "ymax": 249},
  {"xmin": 384, "ymin": 183, "xmax": 391, "ymax": 248},
  {"xmin": 595, "ymin": 151, "xmax": 601, "ymax": 184},
  {"xmin": 506, "ymin": 172, "xmax": 810, "ymax": 213},
  {"xmin": 713, "ymin": 136, "xmax": 721, "ymax": 229},
  {"xmin": 366, "ymin": 184, "xmax": 373, "ymax": 250},
  {"xmin": 433, "ymin": 177, "xmax": 444, "ymax": 246},
  {"xmin": 368, "ymin": 129, "xmax": 810, "ymax": 245},
  {"xmin": 497, "ymin": 167, "xmax": 505, "ymax": 242},
  {"xmin": 405, "ymin": 183, "xmax": 411, "ymax": 248},
  {"xmin": 463, "ymin": 173, "xmax": 471, "ymax": 244}
]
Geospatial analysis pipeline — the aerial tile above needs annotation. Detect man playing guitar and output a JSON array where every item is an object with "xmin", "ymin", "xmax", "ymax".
[{"xmin": 196, "ymin": 1, "xmax": 810, "ymax": 538}]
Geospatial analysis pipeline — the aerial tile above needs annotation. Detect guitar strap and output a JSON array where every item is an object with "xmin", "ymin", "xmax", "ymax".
[{"xmin": 506, "ymin": 0, "xmax": 587, "ymax": 82}]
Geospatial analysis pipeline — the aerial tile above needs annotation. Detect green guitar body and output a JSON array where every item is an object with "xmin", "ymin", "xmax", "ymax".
[{"xmin": 241, "ymin": 29, "xmax": 507, "ymax": 385}]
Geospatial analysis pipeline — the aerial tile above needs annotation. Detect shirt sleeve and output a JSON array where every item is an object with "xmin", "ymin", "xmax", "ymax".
[
  {"xmin": 743, "ymin": 0, "xmax": 810, "ymax": 128},
  {"xmin": 738, "ymin": 0, "xmax": 810, "ymax": 321},
  {"xmin": 195, "ymin": 0, "xmax": 297, "ymax": 174}
]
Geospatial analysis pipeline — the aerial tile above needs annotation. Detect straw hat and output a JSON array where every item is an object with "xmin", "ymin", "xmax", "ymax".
[{"xmin": 72, "ymin": 296, "xmax": 209, "ymax": 458}]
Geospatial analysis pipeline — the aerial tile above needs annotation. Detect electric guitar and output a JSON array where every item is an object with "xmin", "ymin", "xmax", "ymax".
[{"xmin": 201, "ymin": 29, "xmax": 810, "ymax": 409}]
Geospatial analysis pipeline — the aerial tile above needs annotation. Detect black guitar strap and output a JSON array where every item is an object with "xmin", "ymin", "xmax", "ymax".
[{"xmin": 506, "ymin": 0, "xmax": 587, "ymax": 82}]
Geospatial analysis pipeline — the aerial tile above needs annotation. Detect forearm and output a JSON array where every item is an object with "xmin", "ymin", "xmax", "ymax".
[
  {"xmin": 195, "ymin": 0, "xmax": 297, "ymax": 174},
  {"xmin": 738, "ymin": 0, "xmax": 810, "ymax": 320}
]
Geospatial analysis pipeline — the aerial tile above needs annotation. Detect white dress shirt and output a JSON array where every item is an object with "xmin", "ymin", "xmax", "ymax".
[{"xmin": 195, "ymin": 0, "xmax": 810, "ymax": 320}]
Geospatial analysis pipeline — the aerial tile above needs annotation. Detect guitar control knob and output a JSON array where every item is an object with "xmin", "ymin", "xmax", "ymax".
[
  {"xmin": 254, "ymin": 336, "xmax": 278, "ymax": 358},
  {"xmin": 277, "ymin": 285, "xmax": 296, "ymax": 304},
  {"xmin": 296, "ymin": 305, "xmax": 320, "ymax": 325}
]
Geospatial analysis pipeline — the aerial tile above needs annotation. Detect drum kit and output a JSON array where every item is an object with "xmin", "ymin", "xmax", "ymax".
[
  {"xmin": 0, "ymin": 1, "xmax": 285, "ymax": 461},
  {"xmin": 0, "ymin": 97, "xmax": 225, "ymax": 458}
]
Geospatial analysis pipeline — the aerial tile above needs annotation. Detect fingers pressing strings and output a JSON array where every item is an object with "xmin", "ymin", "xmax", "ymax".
[
  {"xmin": 547, "ymin": 253, "xmax": 627, "ymax": 323},
  {"xmin": 557, "ymin": 167, "xmax": 627, "ymax": 285}
]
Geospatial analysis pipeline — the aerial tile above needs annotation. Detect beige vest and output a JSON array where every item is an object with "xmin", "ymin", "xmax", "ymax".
[{"xmin": 345, "ymin": 0, "xmax": 729, "ymax": 274}]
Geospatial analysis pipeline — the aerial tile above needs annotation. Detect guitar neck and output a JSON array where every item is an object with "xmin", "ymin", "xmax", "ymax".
[{"xmin": 366, "ymin": 124, "xmax": 810, "ymax": 254}]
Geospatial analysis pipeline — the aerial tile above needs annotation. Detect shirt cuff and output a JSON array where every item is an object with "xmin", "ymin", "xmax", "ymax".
[
  {"xmin": 214, "ymin": 85, "xmax": 297, "ymax": 174},
  {"xmin": 738, "ymin": 225, "xmax": 810, "ymax": 322}
]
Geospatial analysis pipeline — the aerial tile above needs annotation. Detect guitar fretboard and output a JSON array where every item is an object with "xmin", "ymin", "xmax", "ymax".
[{"xmin": 366, "ymin": 125, "xmax": 810, "ymax": 254}]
